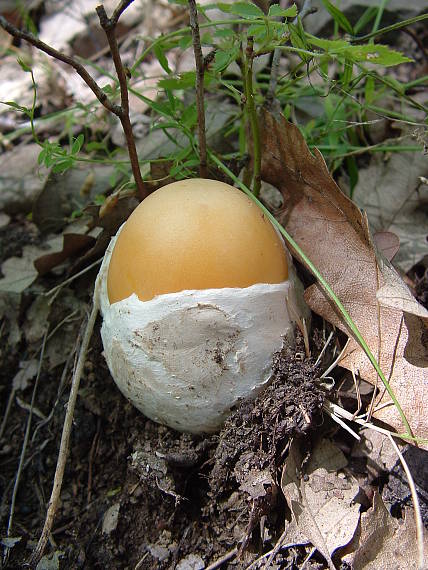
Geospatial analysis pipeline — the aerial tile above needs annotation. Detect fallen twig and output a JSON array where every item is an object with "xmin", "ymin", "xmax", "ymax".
[
  {"xmin": 388, "ymin": 434, "xmax": 425, "ymax": 570},
  {"xmin": 3, "ymin": 331, "xmax": 48, "ymax": 567},
  {"xmin": 29, "ymin": 297, "xmax": 100, "ymax": 567},
  {"xmin": 205, "ymin": 547, "xmax": 238, "ymax": 570}
]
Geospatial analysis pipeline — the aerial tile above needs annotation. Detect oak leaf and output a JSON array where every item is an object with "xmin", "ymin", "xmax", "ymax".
[{"xmin": 260, "ymin": 110, "xmax": 428, "ymax": 446}]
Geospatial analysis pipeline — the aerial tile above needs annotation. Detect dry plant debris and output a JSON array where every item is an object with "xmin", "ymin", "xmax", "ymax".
[
  {"xmin": 342, "ymin": 491, "xmax": 427, "ymax": 569},
  {"xmin": 260, "ymin": 110, "xmax": 428, "ymax": 446},
  {"xmin": 281, "ymin": 438, "xmax": 361, "ymax": 569},
  {"xmin": 353, "ymin": 150, "xmax": 428, "ymax": 272}
]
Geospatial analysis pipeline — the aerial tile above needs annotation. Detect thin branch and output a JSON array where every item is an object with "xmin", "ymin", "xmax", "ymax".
[
  {"xmin": 205, "ymin": 547, "xmax": 238, "ymax": 570},
  {"xmin": 0, "ymin": 15, "xmax": 119, "ymax": 116},
  {"xmin": 0, "ymin": 3, "xmax": 149, "ymax": 201},
  {"xmin": 96, "ymin": 4, "xmax": 148, "ymax": 200},
  {"xmin": 188, "ymin": 0, "xmax": 208, "ymax": 178},
  {"xmin": 266, "ymin": 0, "xmax": 316, "ymax": 104},
  {"xmin": 29, "ymin": 300, "xmax": 100, "ymax": 568},
  {"xmin": 244, "ymin": 37, "xmax": 261, "ymax": 196},
  {"xmin": 111, "ymin": 0, "xmax": 135, "ymax": 26},
  {"xmin": 3, "ymin": 332, "xmax": 48, "ymax": 566}
]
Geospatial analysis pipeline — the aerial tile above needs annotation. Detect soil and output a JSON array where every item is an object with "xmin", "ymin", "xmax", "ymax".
[{"xmin": 1, "ymin": 319, "xmax": 330, "ymax": 569}]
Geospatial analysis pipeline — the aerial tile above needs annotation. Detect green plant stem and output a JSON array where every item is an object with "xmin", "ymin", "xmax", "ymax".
[
  {"xmin": 371, "ymin": 0, "xmax": 389, "ymax": 37},
  {"xmin": 209, "ymin": 151, "xmax": 413, "ymax": 440},
  {"xmin": 243, "ymin": 37, "xmax": 261, "ymax": 197},
  {"xmin": 131, "ymin": 18, "xmax": 251, "ymax": 74},
  {"xmin": 405, "ymin": 75, "xmax": 428, "ymax": 89},
  {"xmin": 351, "ymin": 13, "xmax": 428, "ymax": 43}
]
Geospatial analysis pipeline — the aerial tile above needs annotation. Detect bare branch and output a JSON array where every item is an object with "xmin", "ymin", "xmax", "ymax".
[
  {"xmin": 0, "ymin": 15, "xmax": 120, "ymax": 116},
  {"xmin": 0, "ymin": 4, "xmax": 149, "ymax": 201},
  {"xmin": 111, "ymin": 0, "xmax": 136, "ymax": 26},
  {"xmin": 188, "ymin": 0, "xmax": 208, "ymax": 178},
  {"xmin": 96, "ymin": 4, "xmax": 148, "ymax": 199},
  {"xmin": 244, "ymin": 37, "xmax": 261, "ymax": 197}
]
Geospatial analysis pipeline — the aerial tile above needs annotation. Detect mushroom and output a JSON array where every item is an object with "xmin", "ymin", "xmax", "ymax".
[{"xmin": 96, "ymin": 178, "xmax": 305, "ymax": 433}]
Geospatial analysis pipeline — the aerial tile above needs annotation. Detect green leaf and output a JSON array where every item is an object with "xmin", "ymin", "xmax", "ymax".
[
  {"xmin": 53, "ymin": 159, "xmax": 73, "ymax": 173},
  {"xmin": 17, "ymin": 58, "xmax": 32, "ymax": 73},
  {"xmin": 288, "ymin": 22, "xmax": 311, "ymax": 62},
  {"xmin": 154, "ymin": 44, "xmax": 171, "ymax": 74},
  {"xmin": 38, "ymin": 148, "xmax": 47, "ymax": 165},
  {"xmin": 246, "ymin": 22, "xmax": 267, "ymax": 40},
  {"xmin": 86, "ymin": 141, "xmax": 108, "ymax": 153},
  {"xmin": 268, "ymin": 3, "xmax": 298, "ymax": 18},
  {"xmin": 213, "ymin": 46, "xmax": 239, "ymax": 72},
  {"xmin": 158, "ymin": 72, "xmax": 196, "ymax": 91},
  {"xmin": 353, "ymin": 6, "xmax": 377, "ymax": 34},
  {"xmin": 228, "ymin": 2, "xmax": 264, "ymax": 19},
  {"xmin": 1, "ymin": 101, "xmax": 31, "ymax": 116},
  {"xmin": 178, "ymin": 35, "xmax": 192, "ymax": 50},
  {"xmin": 71, "ymin": 134, "xmax": 84, "ymax": 155},
  {"xmin": 307, "ymin": 36, "xmax": 411, "ymax": 66},
  {"xmin": 321, "ymin": 0, "xmax": 354, "ymax": 35},
  {"xmin": 94, "ymin": 194, "xmax": 106, "ymax": 205},
  {"xmin": 180, "ymin": 104, "xmax": 198, "ymax": 128},
  {"xmin": 131, "ymin": 91, "xmax": 175, "ymax": 118},
  {"xmin": 364, "ymin": 75, "xmax": 375, "ymax": 104},
  {"xmin": 109, "ymin": 170, "xmax": 118, "ymax": 188},
  {"xmin": 101, "ymin": 84, "xmax": 114, "ymax": 96},
  {"xmin": 345, "ymin": 44, "xmax": 413, "ymax": 67},
  {"xmin": 216, "ymin": 3, "xmax": 233, "ymax": 13},
  {"xmin": 170, "ymin": 158, "xmax": 198, "ymax": 178},
  {"xmin": 341, "ymin": 57, "xmax": 353, "ymax": 86},
  {"xmin": 201, "ymin": 32, "xmax": 213, "ymax": 45},
  {"xmin": 346, "ymin": 155, "xmax": 359, "ymax": 196},
  {"xmin": 307, "ymin": 36, "xmax": 350, "ymax": 52},
  {"xmin": 381, "ymin": 75, "xmax": 405, "ymax": 94},
  {"xmin": 165, "ymin": 88, "xmax": 176, "ymax": 112},
  {"xmin": 214, "ymin": 28, "xmax": 236, "ymax": 38}
]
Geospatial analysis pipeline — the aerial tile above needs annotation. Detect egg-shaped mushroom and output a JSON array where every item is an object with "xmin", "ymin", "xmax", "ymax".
[{"xmin": 96, "ymin": 178, "xmax": 305, "ymax": 433}]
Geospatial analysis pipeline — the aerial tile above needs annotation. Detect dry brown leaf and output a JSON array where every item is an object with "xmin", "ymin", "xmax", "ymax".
[
  {"xmin": 34, "ymin": 233, "xmax": 96, "ymax": 276},
  {"xmin": 0, "ymin": 245, "xmax": 42, "ymax": 293},
  {"xmin": 260, "ymin": 110, "xmax": 428, "ymax": 445},
  {"xmin": 281, "ymin": 438, "xmax": 360, "ymax": 569},
  {"xmin": 353, "ymin": 151, "xmax": 428, "ymax": 272},
  {"xmin": 73, "ymin": 195, "xmax": 140, "ymax": 274},
  {"xmin": 342, "ymin": 491, "xmax": 428, "ymax": 569},
  {"xmin": 12, "ymin": 359, "xmax": 39, "ymax": 392},
  {"xmin": 373, "ymin": 231, "xmax": 400, "ymax": 262}
]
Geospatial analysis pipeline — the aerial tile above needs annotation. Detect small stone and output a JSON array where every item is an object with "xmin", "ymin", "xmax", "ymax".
[
  {"xmin": 102, "ymin": 503, "xmax": 120, "ymax": 535},
  {"xmin": 176, "ymin": 553, "xmax": 205, "ymax": 570}
]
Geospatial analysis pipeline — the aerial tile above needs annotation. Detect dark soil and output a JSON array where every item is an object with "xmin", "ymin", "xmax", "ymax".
[{"xmin": 1, "ymin": 322, "xmax": 328, "ymax": 569}]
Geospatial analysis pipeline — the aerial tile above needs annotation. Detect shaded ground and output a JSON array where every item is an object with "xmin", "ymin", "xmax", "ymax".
[{"xmin": 1, "ymin": 319, "xmax": 329, "ymax": 569}]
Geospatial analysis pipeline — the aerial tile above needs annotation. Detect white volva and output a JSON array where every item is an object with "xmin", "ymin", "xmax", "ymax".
[{"xmin": 96, "ymin": 234, "xmax": 303, "ymax": 433}]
